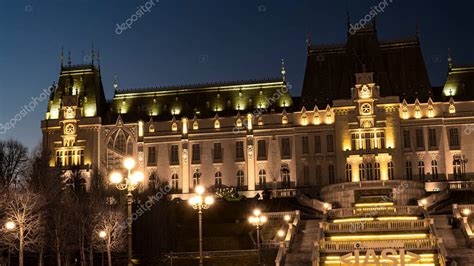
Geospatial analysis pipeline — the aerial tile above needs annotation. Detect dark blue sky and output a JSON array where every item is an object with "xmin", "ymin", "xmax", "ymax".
[{"xmin": 1, "ymin": 0, "xmax": 473, "ymax": 149}]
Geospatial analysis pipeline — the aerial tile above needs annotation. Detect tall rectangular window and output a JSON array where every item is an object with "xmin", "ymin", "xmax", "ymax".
[
  {"xmin": 449, "ymin": 128, "xmax": 459, "ymax": 147},
  {"xmin": 170, "ymin": 144, "xmax": 179, "ymax": 165},
  {"xmin": 147, "ymin": 147, "xmax": 157, "ymax": 166},
  {"xmin": 213, "ymin": 143, "xmax": 222, "ymax": 162},
  {"xmin": 428, "ymin": 128, "xmax": 437, "ymax": 147},
  {"xmin": 415, "ymin": 129, "xmax": 424, "ymax": 148},
  {"xmin": 281, "ymin": 138, "xmax": 291, "ymax": 158},
  {"xmin": 192, "ymin": 144, "xmax": 201, "ymax": 164},
  {"xmin": 315, "ymin": 165, "xmax": 322, "ymax": 181},
  {"xmin": 314, "ymin": 136, "xmax": 321, "ymax": 153},
  {"xmin": 326, "ymin": 134, "xmax": 334, "ymax": 152},
  {"xmin": 403, "ymin": 130, "xmax": 411, "ymax": 149},
  {"xmin": 257, "ymin": 140, "xmax": 267, "ymax": 160},
  {"xmin": 351, "ymin": 134, "xmax": 357, "ymax": 150},
  {"xmin": 302, "ymin": 136, "xmax": 309, "ymax": 154},
  {"xmin": 235, "ymin": 141, "xmax": 244, "ymax": 161}
]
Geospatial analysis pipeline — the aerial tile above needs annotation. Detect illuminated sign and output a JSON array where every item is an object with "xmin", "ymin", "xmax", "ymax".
[{"xmin": 340, "ymin": 248, "xmax": 421, "ymax": 265}]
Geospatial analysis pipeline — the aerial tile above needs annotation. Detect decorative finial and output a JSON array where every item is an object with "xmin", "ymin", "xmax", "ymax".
[
  {"xmin": 113, "ymin": 75, "xmax": 118, "ymax": 91},
  {"xmin": 281, "ymin": 59, "xmax": 286, "ymax": 82},
  {"xmin": 60, "ymin": 46, "xmax": 64, "ymax": 67},
  {"xmin": 448, "ymin": 48, "xmax": 453, "ymax": 70},
  {"xmin": 68, "ymin": 51, "xmax": 71, "ymax": 66},
  {"xmin": 97, "ymin": 49, "xmax": 101, "ymax": 71},
  {"xmin": 306, "ymin": 33, "xmax": 311, "ymax": 48},
  {"xmin": 91, "ymin": 43, "xmax": 95, "ymax": 65}
]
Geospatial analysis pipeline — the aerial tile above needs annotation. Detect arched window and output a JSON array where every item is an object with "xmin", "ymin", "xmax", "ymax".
[
  {"xmin": 215, "ymin": 172, "xmax": 222, "ymax": 188},
  {"xmin": 418, "ymin": 161, "xmax": 425, "ymax": 181},
  {"xmin": 374, "ymin": 162, "xmax": 381, "ymax": 180},
  {"xmin": 359, "ymin": 163, "xmax": 365, "ymax": 181},
  {"xmin": 388, "ymin": 162, "xmax": 394, "ymax": 180},
  {"xmin": 345, "ymin": 164, "xmax": 352, "ymax": 182},
  {"xmin": 171, "ymin": 174, "xmax": 179, "ymax": 191},
  {"xmin": 258, "ymin": 169, "xmax": 266, "ymax": 189},
  {"xmin": 126, "ymin": 137, "xmax": 133, "ymax": 156},
  {"xmin": 237, "ymin": 170, "xmax": 245, "ymax": 189},
  {"xmin": 328, "ymin": 165, "xmax": 335, "ymax": 184},
  {"xmin": 431, "ymin": 160, "xmax": 438, "ymax": 180},
  {"xmin": 405, "ymin": 161, "xmax": 413, "ymax": 180},
  {"xmin": 115, "ymin": 131, "xmax": 126, "ymax": 153},
  {"xmin": 281, "ymin": 165, "xmax": 290, "ymax": 188},
  {"xmin": 193, "ymin": 170, "xmax": 201, "ymax": 187},
  {"xmin": 366, "ymin": 163, "xmax": 373, "ymax": 180}
]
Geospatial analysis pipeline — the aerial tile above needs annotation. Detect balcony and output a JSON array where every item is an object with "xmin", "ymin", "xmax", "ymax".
[{"xmin": 320, "ymin": 180, "xmax": 425, "ymax": 195}]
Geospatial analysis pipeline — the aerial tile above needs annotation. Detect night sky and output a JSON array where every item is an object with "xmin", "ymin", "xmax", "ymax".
[{"xmin": 1, "ymin": 0, "xmax": 473, "ymax": 150}]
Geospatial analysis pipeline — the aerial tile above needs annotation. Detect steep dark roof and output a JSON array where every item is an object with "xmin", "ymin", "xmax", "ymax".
[
  {"xmin": 443, "ymin": 65, "xmax": 474, "ymax": 101},
  {"xmin": 302, "ymin": 24, "xmax": 431, "ymax": 103}
]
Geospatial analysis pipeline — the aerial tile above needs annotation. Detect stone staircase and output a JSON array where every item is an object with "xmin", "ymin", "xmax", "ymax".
[{"xmin": 284, "ymin": 219, "xmax": 320, "ymax": 266}]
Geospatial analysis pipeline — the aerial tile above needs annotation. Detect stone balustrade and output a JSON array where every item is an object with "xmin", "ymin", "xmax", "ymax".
[
  {"xmin": 319, "ymin": 238, "xmax": 438, "ymax": 253},
  {"xmin": 328, "ymin": 205, "xmax": 422, "ymax": 218},
  {"xmin": 322, "ymin": 219, "xmax": 430, "ymax": 233}
]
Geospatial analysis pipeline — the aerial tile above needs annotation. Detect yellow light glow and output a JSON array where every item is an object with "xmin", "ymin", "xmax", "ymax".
[
  {"xmin": 182, "ymin": 117, "xmax": 188, "ymax": 135},
  {"xmin": 5, "ymin": 221, "xmax": 15, "ymax": 230},
  {"xmin": 131, "ymin": 171, "xmax": 144, "ymax": 184},
  {"xmin": 462, "ymin": 208, "xmax": 471, "ymax": 216},
  {"xmin": 110, "ymin": 172, "xmax": 123, "ymax": 184},
  {"xmin": 204, "ymin": 196, "xmax": 214, "ymax": 206},
  {"xmin": 138, "ymin": 120, "xmax": 144, "ymax": 137},
  {"xmin": 376, "ymin": 216, "xmax": 419, "ymax": 221},
  {"xmin": 123, "ymin": 158, "xmax": 136, "ymax": 170},
  {"xmin": 277, "ymin": 230, "xmax": 285, "ymax": 237},
  {"xmin": 214, "ymin": 119, "xmax": 220, "ymax": 129},
  {"xmin": 253, "ymin": 209, "xmax": 261, "ymax": 216},
  {"xmin": 84, "ymin": 105, "xmax": 96, "ymax": 117},
  {"xmin": 284, "ymin": 214, "xmax": 291, "ymax": 222},
  {"xmin": 329, "ymin": 233, "xmax": 428, "ymax": 241},
  {"xmin": 195, "ymin": 185, "xmax": 205, "ymax": 195},
  {"xmin": 333, "ymin": 218, "xmax": 374, "ymax": 223},
  {"xmin": 247, "ymin": 113, "xmax": 253, "ymax": 130},
  {"xmin": 355, "ymin": 202, "xmax": 394, "ymax": 208},
  {"xmin": 99, "ymin": 230, "xmax": 107, "ymax": 239}
]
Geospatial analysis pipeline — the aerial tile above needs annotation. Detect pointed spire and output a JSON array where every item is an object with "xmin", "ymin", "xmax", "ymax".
[
  {"xmin": 97, "ymin": 49, "xmax": 101, "ymax": 71},
  {"xmin": 68, "ymin": 51, "xmax": 72, "ymax": 66},
  {"xmin": 60, "ymin": 46, "xmax": 64, "ymax": 67},
  {"xmin": 91, "ymin": 43, "xmax": 95, "ymax": 66},
  {"xmin": 281, "ymin": 59, "xmax": 286, "ymax": 82},
  {"xmin": 448, "ymin": 48, "xmax": 453, "ymax": 70},
  {"xmin": 113, "ymin": 75, "xmax": 118, "ymax": 91},
  {"xmin": 346, "ymin": 10, "xmax": 351, "ymax": 30}
]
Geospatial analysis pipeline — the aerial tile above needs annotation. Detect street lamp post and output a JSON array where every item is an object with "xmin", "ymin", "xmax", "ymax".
[
  {"xmin": 5, "ymin": 221, "xmax": 16, "ymax": 266},
  {"xmin": 99, "ymin": 230, "xmax": 107, "ymax": 266},
  {"xmin": 248, "ymin": 209, "xmax": 267, "ymax": 265},
  {"xmin": 189, "ymin": 185, "xmax": 214, "ymax": 266},
  {"xmin": 109, "ymin": 158, "xmax": 144, "ymax": 266}
]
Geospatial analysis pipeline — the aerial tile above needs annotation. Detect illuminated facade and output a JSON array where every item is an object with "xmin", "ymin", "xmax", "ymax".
[{"xmin": 41, "ymin": 24, "xmax": 473, "ymax": 196}]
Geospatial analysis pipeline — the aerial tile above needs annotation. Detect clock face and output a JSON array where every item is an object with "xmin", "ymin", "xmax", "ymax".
[
  {"xmin": 361, "ymin": 103, "xmax": 372, "ymax": 115},
  {"xmin": 65, "ymin": 124, "xmax": 75, "ymax": 135}
]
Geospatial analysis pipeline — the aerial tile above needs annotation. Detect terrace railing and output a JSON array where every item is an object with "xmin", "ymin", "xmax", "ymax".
[
  {"xmin": 328, "ymin": 205, "xmax": 422, "ymax": 219},
  {"xmin": 322, "ymin": 219, "xmax": 430, "ymax": 233},
  {"xmin": 319, "ymin": 238, "xmax": 438, "ymax": 253}
]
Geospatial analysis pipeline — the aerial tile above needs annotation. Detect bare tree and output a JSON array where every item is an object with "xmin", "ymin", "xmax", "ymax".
[
  {"xmin": 0, "ymin": 139, "xmax": 29, "ymax": 189},
  {"xmin": 92, "ymin": 209, "xmax": 126, "ymax": 266},
  {"xmin": 2, "ymin": 190, "xmax": 45, "ymax": 266}
]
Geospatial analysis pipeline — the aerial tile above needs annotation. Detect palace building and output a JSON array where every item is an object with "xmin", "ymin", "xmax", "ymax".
[
  {"xmin": 41, "ymin": 22, "xmax": 473, "ymax": 197},
  {"xmin": 41, "ymin": 21, "xmax": 474, "ymax": 265}
]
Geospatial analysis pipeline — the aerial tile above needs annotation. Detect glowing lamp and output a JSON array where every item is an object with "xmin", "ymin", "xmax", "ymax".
[
  {"xmin": 123, "ymin": 158, "xmax": 136, "ymax": 170},
  {"xmin": 110, "ymin": 172, "xmax": 123, "ymax": 184},
  {"xmin": 99, "ymin": 230, "xmax": 107, "ymax": 239},
  {"xmin": 5, "ymin": 221, "xmax": 15, "ymax": 230}
]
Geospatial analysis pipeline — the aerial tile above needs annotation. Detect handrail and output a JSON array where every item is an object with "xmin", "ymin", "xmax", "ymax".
[
  {"xmin": 453, "ymin": 204, "xmax": 474, "ymax": 248},
  {"xmin": 297, "ymin": 194, "xmax": 332, "ymax": 214},
  {"xmin": 273, "ymin": 210, "xmax": 300, "ymax": 266}
]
